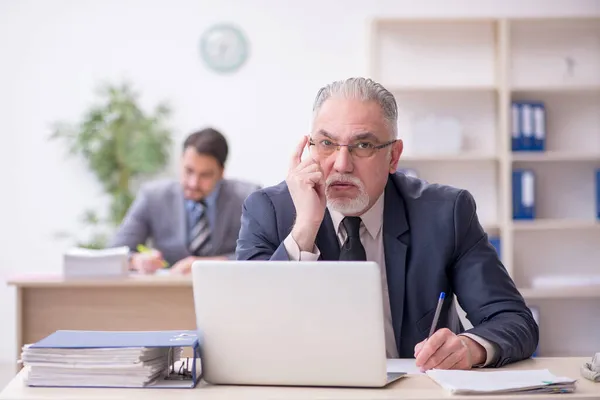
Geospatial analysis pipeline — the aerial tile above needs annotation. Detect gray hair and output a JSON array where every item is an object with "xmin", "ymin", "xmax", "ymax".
[{"xmin": 312, "ymin": 77, "xmax": 398, "ymax": 138}]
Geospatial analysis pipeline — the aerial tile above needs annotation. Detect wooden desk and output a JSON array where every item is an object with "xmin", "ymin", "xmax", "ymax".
[
  {"xmin": 7, "ymin": 275, "xmax": 196, "ymax": 364},
  {"xmin": 1, "ymin": 358, "xmax": 599, "ymax": 399}
]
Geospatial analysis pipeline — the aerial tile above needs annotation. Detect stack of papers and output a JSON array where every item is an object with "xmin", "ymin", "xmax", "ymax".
[
  {"xmin": 426, "ymin": 369, "xmax": 577, "ymax": 395},
  {"xmin": 63, "ymin": 246, "xmax": 129, "ymax": 277},
  {"xmin": 22, "ymin": 346, "xmax": 179, "ymax": 387},
  {"xmin": 20, "ymin": 330, "xmax": 200, "ymax": 388}
]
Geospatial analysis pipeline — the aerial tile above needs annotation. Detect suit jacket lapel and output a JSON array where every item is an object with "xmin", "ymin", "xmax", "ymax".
[
  {"xmin": 172, "ymin": 184, "xmax": 189, "ymax": 256},
  {"xmin": 315, "ymin": 209, "xmax": 340, "ymax": 260},
  {"xmin": 210, "ymin": 183, "xmax": 228, "ymax": 254},
  {"xmin": 382, "ymin": 177, "xmax": 410, "ymax": 352}
]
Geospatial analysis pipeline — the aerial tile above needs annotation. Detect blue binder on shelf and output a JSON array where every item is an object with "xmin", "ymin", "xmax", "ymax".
[
  {"xmin": 511, "ymin": 102, "xmax": 522, "ymax": 151},
  {"xmin": 520, "ymin": 103, "xmax": 535, "ymax": 151},
  {"xmin": 532, "ymin": 102, "xmax": 546, "ymax": 151},
  {"xmin": 24, "ymin": 330, "xmax": 201, "ymax": 388},
  {"xmin": 511, "ymin": 101, "xmax": 546, "ymax": 152},
  {"xmin": 512, "ymin": 169, "xmax": 536, "ymax": 220}
]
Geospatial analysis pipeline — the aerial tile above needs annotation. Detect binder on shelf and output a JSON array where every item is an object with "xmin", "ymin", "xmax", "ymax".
[
  {"xmin": 512, "ymin": 169, "xmax": 535, "ymax": 220},
  {"xmin": 532, "ymin": 102, "xmax": 546, "ymax": 152},
  {"xmin": 511, "ymin": 102, "xmax": 521, "ymax": 151},
  {"xmin": 511, "ymin": 101, "xmax": 546, "ymax": 152},
  {"xmin": 520, "ymin": 103, "xmax": 535, "ymax": 151},
  {"xmin": 21, "ymin": 330, "xmax": 201, "ymax": 388}
]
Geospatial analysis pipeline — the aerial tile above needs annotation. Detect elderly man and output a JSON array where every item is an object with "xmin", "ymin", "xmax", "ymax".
[{"xmin": 236, "ymin": 78, "xmax": 538, "ymax": 371}]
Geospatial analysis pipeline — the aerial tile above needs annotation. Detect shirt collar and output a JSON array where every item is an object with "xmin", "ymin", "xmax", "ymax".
[
  {"xmin": 328, "ymin": 191, "xmax": 385, "ymax": 240},
  {"xmin": 186, "ymin": 179, "xmax": 223, "ymax": 210}
]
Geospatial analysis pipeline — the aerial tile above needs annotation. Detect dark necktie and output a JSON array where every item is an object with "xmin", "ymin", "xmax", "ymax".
[
  {"xmin": 189, "ymin": 200, "xmax": 212, "ymax": 256},
  {"xmin": 339, "ymin": 216, "xmax": 366, "ymax": 261}
]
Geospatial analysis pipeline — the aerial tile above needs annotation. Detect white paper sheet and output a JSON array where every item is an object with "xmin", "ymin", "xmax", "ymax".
[
  {"xmin": 426, "ymin": 368, "xmax": 576, "ymax": 394},
  {"xmin": 386, "ymin": 359, "xmax": 423, "ymax": 375}
]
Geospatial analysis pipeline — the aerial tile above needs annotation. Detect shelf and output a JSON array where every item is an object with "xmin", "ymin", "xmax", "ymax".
[
  {"xmin": 520, "ymin": 285, "xmax": 600, "ymax": 300},
  {"xmin": 396, "ymin": 90, "xmax": 498, "ymax": 156},
  {"xmin": 512, "ymin": 219, "xmax": 600, "ymax": 231},
  {"xmin": 511, "ymin": 152, "xmax": 600, "ymax": 162},
  {"xmin": 510, "ymin": 91, "xmax": 600, "ymax": 154},
  {"xmin": 373, "ymin": 20, "xmax": 496, "ymax": 89},
  {"xmin": 482, "ymin": 223, "xmax": 500, "ymax": 232},
  {"xmin": 371, "ymin": 16, "xmax": 600, "ymax": 358},
  {"xmin": 400, "ymin": 154, "xmax": 498, "ymax": 162},
  {"xmin": 509, "ymin": 19, "xmax": 600, "ymax": 89},
  {"xmin": 511, "ymin": 85, "xmax": 600, "ymax": 93},
  {"xmin": 511, "ymin": 163, "xmax": 598, "ymax": 220}
]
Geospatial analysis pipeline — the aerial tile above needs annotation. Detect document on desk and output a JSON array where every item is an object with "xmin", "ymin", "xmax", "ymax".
[
  {"xmin": 21, "ymin": 330, "xmax": 201, "ymax": 388},
  {"xmin": 426, "ymin": 369, "xmax": 577, "ymax": 395},
  {"xmin": 386, "ymin": 359, "xmax": 423, "ymax": 375}
]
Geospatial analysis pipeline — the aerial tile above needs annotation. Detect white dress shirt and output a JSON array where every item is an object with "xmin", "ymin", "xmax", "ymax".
[{"xmin": 283, "ymin": 193, "xmax": 497, "ymax": 365}]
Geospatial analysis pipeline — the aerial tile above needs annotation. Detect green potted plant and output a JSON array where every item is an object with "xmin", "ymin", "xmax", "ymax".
[{"xmin": 52, "ymin": 82, "xmax": 173, "ymax": 248}]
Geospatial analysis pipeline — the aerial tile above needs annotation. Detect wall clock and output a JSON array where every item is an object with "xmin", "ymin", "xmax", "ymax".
[{"xmin": 200, "ymin": 23, "xmax": 249, "ymax": 73}]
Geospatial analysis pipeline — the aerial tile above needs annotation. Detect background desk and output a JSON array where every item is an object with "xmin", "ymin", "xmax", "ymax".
[
  {"xmin": 1, "ymin": 358, "xmax": 599, "ymax": 400},
  {"xmin": 7, "ymin": 275, "xmax": 195, "ymax": 364}
]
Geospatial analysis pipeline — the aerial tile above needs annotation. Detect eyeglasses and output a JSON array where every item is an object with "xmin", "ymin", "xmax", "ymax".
[{"xmin": 308, "ymin": 138, "xmax": 396, "ymax": 158}]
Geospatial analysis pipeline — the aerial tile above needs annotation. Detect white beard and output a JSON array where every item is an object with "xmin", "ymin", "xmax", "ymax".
[{"xmin": 325, "ymin": 173, "xmax": 370, "ymax": 215}]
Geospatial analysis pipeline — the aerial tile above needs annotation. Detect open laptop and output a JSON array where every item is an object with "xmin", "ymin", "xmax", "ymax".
[{"xmin": 190, "ymin": 260, "xmax": 405, "ymax": 388}]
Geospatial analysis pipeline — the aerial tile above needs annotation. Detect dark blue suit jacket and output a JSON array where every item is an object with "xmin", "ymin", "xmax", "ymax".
[{"xmin": 235, "ymin": 172, "xmax": 538, "ymax": 367}]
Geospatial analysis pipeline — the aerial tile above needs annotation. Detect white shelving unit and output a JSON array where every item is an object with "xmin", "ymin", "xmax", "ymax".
[{"xmin": 370, "ymin": 17, "xmax": 600, "ymax": 357}]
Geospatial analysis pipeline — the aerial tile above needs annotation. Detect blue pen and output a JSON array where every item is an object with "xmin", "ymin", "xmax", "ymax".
[{"xmin": 428, "ymin": 292, "xmax": 446, "ymax": 338}]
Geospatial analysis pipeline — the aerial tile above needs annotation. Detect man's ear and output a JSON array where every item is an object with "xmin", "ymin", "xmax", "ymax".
[{"xmin": 389, "ymin": 139, "xmax": 403, "ymax": 173}]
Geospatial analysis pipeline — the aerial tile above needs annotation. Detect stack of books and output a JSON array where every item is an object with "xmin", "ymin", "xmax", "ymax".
[{"xmin": 20, "ymin": 330, "xmax": 201, "ymax": 388}]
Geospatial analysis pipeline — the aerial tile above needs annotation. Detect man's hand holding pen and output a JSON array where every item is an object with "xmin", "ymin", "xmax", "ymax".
[
  {"xmin": 414, "ymin": 328, "xmax": 486, "ymax": 371},
  {"xmin": 413, "ymin": 292, "xmax": 486, "ymax": 371}
]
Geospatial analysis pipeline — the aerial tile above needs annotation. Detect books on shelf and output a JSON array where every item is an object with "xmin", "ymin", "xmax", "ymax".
[
  {"xmin": 20, "ymin": 330, "xmax": 201, "ymax": 388},
  {"xmin": 512, "ymin": 101, "xmax": 546, "ymax": 152}
]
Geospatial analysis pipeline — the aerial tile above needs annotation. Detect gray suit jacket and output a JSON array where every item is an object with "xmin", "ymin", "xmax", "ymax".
[
  {"xmin": 236, "ymin": 172, "xmax": 539, "ymax": 367},
  {"xmin": 110, "ymin": 178, "xmax": 259, "ymax": 265}
]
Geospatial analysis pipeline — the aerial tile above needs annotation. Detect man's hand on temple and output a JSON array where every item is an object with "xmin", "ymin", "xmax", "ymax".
[{"xmin": 286, "ymin": 135, "xmax": 327, "ymax": 251}]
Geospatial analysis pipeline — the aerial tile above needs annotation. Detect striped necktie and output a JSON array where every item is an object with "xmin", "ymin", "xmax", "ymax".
[{"xmin": 189, "ymin": 200, "xmax": 212, "ymax": 256}]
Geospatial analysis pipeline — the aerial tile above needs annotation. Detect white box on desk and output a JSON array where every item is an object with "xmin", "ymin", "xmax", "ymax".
[{"xmin": 63, "ymin": 246, "xmax": 129, "ymax": 278}]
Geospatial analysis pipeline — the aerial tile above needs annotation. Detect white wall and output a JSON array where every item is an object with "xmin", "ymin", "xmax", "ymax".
[{"xmin": 0, "ymin": 0, "xmax": 598, "ymax": 363}]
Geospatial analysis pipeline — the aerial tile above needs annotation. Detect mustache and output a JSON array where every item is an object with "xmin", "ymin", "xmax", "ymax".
[{"xmin": 326, "ymin": 174, "xmax": 364, "ymax": 188}]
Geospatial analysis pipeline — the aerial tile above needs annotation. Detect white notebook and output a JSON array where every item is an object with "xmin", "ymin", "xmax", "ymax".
[{"xmin": 426, "ymin": 369, "xmax": 577, "ymax": 395}]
